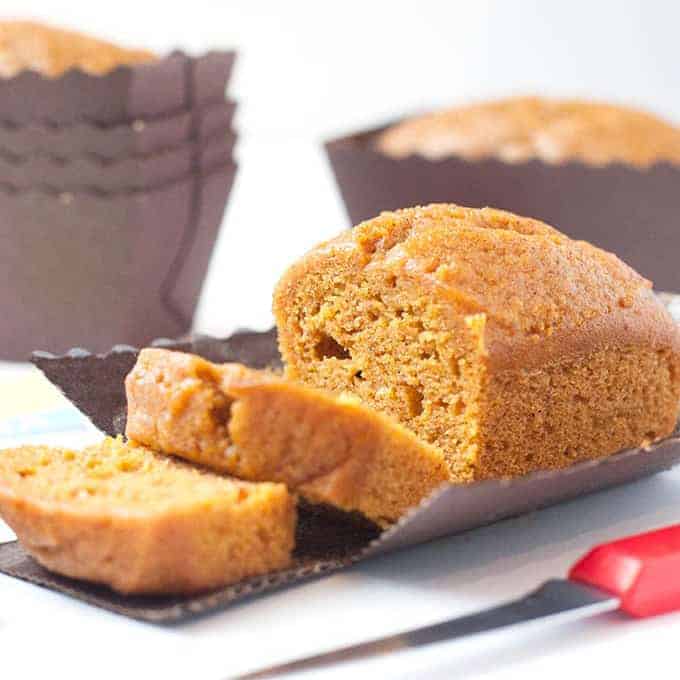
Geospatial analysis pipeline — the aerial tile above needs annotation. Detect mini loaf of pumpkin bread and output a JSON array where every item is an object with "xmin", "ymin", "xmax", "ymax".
[
  {"xmin": 273, "ymin": 203, "xmax": 680, "ymax": 481},
  {"xmin": 125, "ymin": 348, "xmax": 450, "ymax": 525},
  {"xmin": 376, "ymin": 97, "xmax": 680, "ymax": 167},
  {"xmin": 0, "ymin": 21, "xmax": 155, "ymax": 77},
  {"xmin": 0, "ymin": 437, "xmax": 295, "ymax": 594}
]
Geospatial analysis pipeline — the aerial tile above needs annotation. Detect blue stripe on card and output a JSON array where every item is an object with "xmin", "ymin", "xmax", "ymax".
[{"xmin": 0, "ymin": 408, "xmax": 89, "ymax": 438}]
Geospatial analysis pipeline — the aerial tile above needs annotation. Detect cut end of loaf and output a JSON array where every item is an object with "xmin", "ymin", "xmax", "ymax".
[{"xmin": 273, "ymin": 208, "xmax": 499, "ymax": 481}]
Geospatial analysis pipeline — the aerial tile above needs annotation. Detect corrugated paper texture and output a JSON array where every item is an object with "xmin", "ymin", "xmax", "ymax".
[
  {"xmin": 3, "ymin": 297, "xmax": 677, "ymax": 622},
  {"xmin": 0, "ymin": 99, "xmax": 236, "ymax": 160},
  {"xmin": 326, "ymin": 125, "xmax": 680, "ymax": 291},
  {"xmin": 0, "ymin": 130, "xmax": 234, "ymax": 192}
]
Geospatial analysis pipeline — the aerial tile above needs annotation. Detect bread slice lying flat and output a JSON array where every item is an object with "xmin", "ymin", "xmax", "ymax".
[
  {"xmin": 125, "ymin": 348, "xmax": 450, "ymax": 526},
  {"xmin": 0, "ymin": 437, "xmax": 295, "ymax": 594}
]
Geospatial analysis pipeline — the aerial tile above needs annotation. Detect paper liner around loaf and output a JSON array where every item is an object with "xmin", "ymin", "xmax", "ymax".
[
  {"xmin": 0, "ymin": 99, "xmax": 236, "ymax": 159},
  {"xmin": 0, "ymin": 50, "xmax": 236, "ymax": 125},
  {"xmin": 0, "ymin": 500, "xmax": 381, "ymax": 623},
  {"xmin": 325, "ymin": 124, "xmax": 680, "ymax": 291},
  {"xmin": 0, "ymin": 161, "xmax": 236, "ymax": 360},
  {"xmin": 14, "ymin": 297, "xmax": 680, "ymax": 620},
  {"xmin": 0, "ymin": 129, "xmax": 236, "ymax": 192}
]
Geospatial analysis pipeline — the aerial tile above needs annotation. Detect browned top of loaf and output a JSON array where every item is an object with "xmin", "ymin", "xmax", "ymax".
[
  {"xmin": 375, "ymin": 97, "xmax": 680, "ymax": 167},
  {"xmin": 0, "ymin": 21, "xmax": 155, "ymax": 77},
  {"xmin": 281, "ymin": 204, "xmax": 680, "ymax": 371}
]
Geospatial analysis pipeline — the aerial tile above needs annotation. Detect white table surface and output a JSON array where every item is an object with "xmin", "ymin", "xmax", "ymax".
[
  {"xmin": 2, "ymin": 419, "xmax": 680, "ymax": 680},
  {"xmin": 2, "ymin": 2, "xmax": 680, "ymax": 676}
]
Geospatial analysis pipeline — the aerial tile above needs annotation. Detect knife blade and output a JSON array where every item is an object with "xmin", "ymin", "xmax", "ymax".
[{"xmin": 235, "ymin": 522, "xmax": 680, "ymax": 679}]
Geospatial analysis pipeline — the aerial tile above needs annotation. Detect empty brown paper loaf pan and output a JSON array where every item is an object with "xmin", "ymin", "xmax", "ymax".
[
  {"xmin": 0, "ymin": 302, "xmax": 676, "ymax": 623},
  {"xmin": 0, "ymin": 99, "xmax": 236, "ymax": 159},
  {"xmin": 0, "ymin": 162, "xmax": 236, "ymax": 360},
  {"xmin": 0, "ymin": 50, "xmax": 235, "ymax": 125},
  {"xmin": 326, "ymin": 124, "xmax": 680, "ymax": 291}
]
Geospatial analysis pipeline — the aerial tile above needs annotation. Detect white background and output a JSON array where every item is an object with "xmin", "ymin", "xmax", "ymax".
[{"xmin": 1, "ymin": 1, "xmax": 680, "ymax": 678}]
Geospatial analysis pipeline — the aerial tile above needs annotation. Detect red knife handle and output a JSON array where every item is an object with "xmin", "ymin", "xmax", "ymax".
[{"xmin": 569, "ymin": 524, "xmax": 680, "ymax": 618}]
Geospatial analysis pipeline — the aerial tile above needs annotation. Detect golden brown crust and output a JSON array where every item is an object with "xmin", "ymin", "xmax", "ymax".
[
  {"xmin": 0, "ymin": 21, "xmax": 155, "ymax": 77},
  {"xmin": 376, "ymin": 97, "xmax": 680, "ymax": 167},
  {"xmin": 273, "ymin": 203, "xmax": 680, "ymax": 479},
  {"xmin": 0, "ymin": 438, "xmax": 295, "ymax": 594},
  {"xmin": 125, "ymin": 348, "xmax": 450, "ymax": 524}
]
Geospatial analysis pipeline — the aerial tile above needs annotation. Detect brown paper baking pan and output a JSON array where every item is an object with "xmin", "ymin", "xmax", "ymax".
[
  {"xmin": 326, "ymin": 124, "xmax": 680, "ymax": 291},
  {"xmin": 0, "ymin": 50, "xmax": 235, "ymax": 125},
  {"xmin": 0, "ymin": 129, "xmax": 235, "ymax": 192},
  {"xmin": 0, "ymin": 302, "xmax": 676, "ymax": 622},
  {"xmin": 0, "ymin": 99, "xmax": 236, "ymax": 159},
  {"xmin": 0, "ymin": 161, "xmax": 236, "ymax": 360}
]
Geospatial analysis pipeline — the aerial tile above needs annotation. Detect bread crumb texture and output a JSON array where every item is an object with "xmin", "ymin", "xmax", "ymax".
[
  {"xmin": 274, "ymin": 203, "xmax": 680, "ymax": 481},
  {"xmin": 376, "ymin": 97, "xmax": 680, "ymax": 167},
  {"xmin": 0, "ymin": 437, "xmax": 295, "ymax": 594},
  {"xmin": 126, "ymin": 349, "xmax": 450, "ymax": 525},
  {"xmin": 0, "ymin": 21, "xmax": 155, "ymax": 77}
]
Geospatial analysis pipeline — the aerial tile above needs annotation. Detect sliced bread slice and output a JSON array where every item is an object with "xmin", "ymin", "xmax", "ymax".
[
  {"xmin": 0, "ymin": 436, "xmax": 295, "ymax": 594},
  {"xmin": 125, "ymin": 348, "xmax": 449, "ymax": 525}
]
